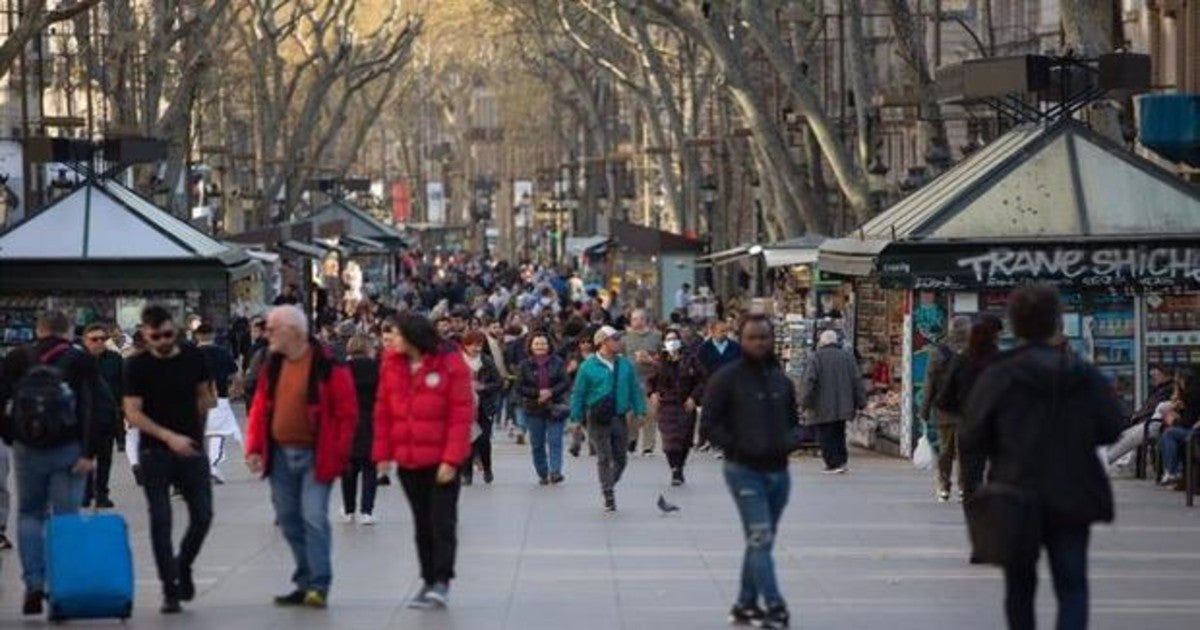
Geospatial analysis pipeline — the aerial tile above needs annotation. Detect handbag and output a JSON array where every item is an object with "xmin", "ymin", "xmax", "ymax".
[
  {"xmin": 963, "ymin": 353, "xmax": 1061, "ymax": 567},
  {"xmin": 586, "ymin": 360, "xmax": 621, "ymax": 427}
]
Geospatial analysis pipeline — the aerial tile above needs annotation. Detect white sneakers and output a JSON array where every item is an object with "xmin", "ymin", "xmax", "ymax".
[{"xmin": 340, "ymin": 511, "xmax": 377, "ymax": 525}]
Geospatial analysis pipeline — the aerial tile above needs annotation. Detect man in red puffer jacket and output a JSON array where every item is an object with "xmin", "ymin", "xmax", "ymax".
[
  {"xmin": 245, "ymin": 305, "xmax": 357, "ymax": 610},
  {"xmin": 374, "ymin": 313, "xmax": 474, "ymax": 610}
]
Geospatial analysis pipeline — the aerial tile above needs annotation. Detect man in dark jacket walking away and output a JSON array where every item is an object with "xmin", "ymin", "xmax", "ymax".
[
  {"xmin": 801, "ymin": 330, "xmax": 866, "ymax": 474},
  {"xmin": 961, "ymin": 285, "xmax": 1123, "ymax": 630},
  {"xmin": 701, "ymin": 314, "xmax": 799, "ymax": 629},
  {"xmin": 920, "ymin": 316, "xmax": 970, "ymax": 502},
  {"xmin": 0, "ymin": 310, "xmax": 101, "ymax": 616}
]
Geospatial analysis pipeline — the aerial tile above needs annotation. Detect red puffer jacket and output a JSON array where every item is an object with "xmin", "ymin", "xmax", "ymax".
[
  {"xmin": 245, "ymin": 341, "xmax": 358, "ymax": 484},
  {"xmin": 373, "ymin": 349, "xmax": 474, "ymax": 470}
]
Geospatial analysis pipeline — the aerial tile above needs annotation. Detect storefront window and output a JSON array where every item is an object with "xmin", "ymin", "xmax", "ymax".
[{"xmin": 1146, "ymin": 294, "xmax": 1200, "ymax": 369}]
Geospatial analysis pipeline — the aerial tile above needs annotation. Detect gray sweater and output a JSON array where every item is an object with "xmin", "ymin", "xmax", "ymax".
[{"xmin": 801, "ymin": 345, "xmax": 866, "ymax": 425}]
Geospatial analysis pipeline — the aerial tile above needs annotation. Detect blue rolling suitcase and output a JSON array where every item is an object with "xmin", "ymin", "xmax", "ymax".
[{"xmin": 45, "ymin": 512, "xmax": 135, "ymax": 621}]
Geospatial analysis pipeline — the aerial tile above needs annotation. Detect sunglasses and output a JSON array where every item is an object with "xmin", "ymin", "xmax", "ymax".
[
  {"xmin": 86, "ymin": 335, "xmax": 109, "ymax": 343},
  {"xmin": 148, "ymin": 330, "xmax": 177, "ymax": 342}
]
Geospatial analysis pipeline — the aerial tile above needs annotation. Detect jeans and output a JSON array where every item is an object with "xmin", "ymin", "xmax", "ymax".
[
  {"xmin": 341, "ymin": 457, "xmax": 377, "ymax": 516},
  {"xmin": 270, "ymin": 446, "xmax": 333, "ymax": 594},
  {"xmin": 140, "ymin": 447, "xmax": 213, "ymax": 596},
  {"xmin": 1003, "ymin": 524, "xmax": 1091, "ymax": 630},
  {"xmin": 466, "ymin": 411, "xmax": 494, "ymax": 480},
  {"xmin": 0, "ymin": 442, "xmax": 11, "ymax": 535},
  {"xmin": 398, "ymin": 466, "xmax": 461, "ymax": 584},
  {"xmin": 935, "ymin": 424, "xmax": 959, "ymax": 493},
  {"xmin": 12, "ymin": 442, "xmax": 86, "ymax": 591},
  {"xmin": 84, "ymin": 432, "xmax": 114, "ymax": 505},
  {"xmin": 527, "ymin": 413, "xmax": 565, "ymax": 479},
  {"xmin": 1160, "ymin": 426, "xmax": 1195, "ymax": 476},
  {"xmin": 514, "ymin": 407, "xmax": 528, "ymax": 433},
  {"xmin": 723, "ymin": 461, "xmax": 790, "ymax": 610},
  {"xmin": 586, "ymin": 418, "xmax": 629, "ymax": 495},
  {"xmin": 816, "ymin": 421, "xmax": 848, "ymax": 469}
]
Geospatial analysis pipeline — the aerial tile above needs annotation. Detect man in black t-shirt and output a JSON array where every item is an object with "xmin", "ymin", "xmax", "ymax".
[
  {"xmin": 194, "ymin": 324, "xmax": 243, "ymax": 483},
  {"xmin": 123, "ymin": 306, "xmax": 215, "ymax": 615}
]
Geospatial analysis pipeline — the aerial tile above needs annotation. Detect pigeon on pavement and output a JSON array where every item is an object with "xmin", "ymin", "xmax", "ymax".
[{"xmin": 657, "ymin": 494, "xmax": 681, "ymax": 514}]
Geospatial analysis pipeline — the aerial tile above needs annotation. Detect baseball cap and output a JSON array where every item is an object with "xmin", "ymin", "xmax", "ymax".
[{"xmin": 594, "ymin": 325, "xmax": 621, "ymax": 345}]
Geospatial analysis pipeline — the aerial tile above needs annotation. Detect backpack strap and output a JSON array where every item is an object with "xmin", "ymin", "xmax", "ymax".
[{"xmin": 39, "ymin": 341, "xmax": 71, "ymax": 365}]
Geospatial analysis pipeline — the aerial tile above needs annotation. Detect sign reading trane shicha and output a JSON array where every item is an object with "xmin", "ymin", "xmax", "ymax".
[{"xmin": 878, "ymin": 244, "xmax": 1200, "ymax": 290}]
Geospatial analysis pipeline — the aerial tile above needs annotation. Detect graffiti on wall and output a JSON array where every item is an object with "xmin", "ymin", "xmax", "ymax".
[{"xmin": 957, "ymin": 247, "xmax": 1200, "ymax": 288}]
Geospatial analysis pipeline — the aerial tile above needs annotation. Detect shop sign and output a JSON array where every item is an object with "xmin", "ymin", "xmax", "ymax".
[{"xmin": 880, "ymin": 244, "xmax": 1200, "ymax": 291}]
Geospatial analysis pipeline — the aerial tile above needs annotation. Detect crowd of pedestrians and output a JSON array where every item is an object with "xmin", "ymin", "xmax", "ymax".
[{"xmin": 0, "ymin": 246, "xmax": 1166, "ymax": 629}]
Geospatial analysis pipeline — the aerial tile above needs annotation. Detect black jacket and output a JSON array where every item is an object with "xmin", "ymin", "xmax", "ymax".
[
  {"xmin": 961, "ymin": 343, "xmax": 1124, "ymax": 527},
  {"xmin": 516, "ymin": 355, "xmax": 570, "ymax": 417},
  {"xmin": 700, "ymin": 357, "xmax": 800, "ymax": 472},
  {"xmin": 1130, "ymin": 381, "xmax": 1173, "ymax": 427},
  {"xmin": 936, "ymin": 349, "xmax": 999, "ymax": 418},
  {"xmin": 474, "ymin": 354, "xmax": 504, "ymax": 421},
  {"xmin": 0, "ymin": 337, "xmax": 102, "ymax": 457},
  {"xmin": 348, "ymin": 356, "xmax": 379, "ymax": 460}
]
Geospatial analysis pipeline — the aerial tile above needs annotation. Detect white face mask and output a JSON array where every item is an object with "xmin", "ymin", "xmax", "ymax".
[
  {"xmin": 540, "ymin": 297, "xmax": 552, "ymax": 306},
  {"xmin": 664, "ymin": 339, "xmax": 683, "ymax": 353}
]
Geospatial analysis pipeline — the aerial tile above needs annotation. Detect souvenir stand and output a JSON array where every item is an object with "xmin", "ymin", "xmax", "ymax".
[
  {"xmin": 820, "ymin": 120, "xmax": 1200, "ymax": 456},
  {"xmin": 0, "ymin": 178, "xmax": 254, "ymax": 354}
]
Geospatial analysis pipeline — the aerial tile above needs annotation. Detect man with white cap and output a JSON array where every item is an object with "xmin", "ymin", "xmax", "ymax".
[
  {"xmin": 568, "ymin": 325, "xmax": 647, "ymax": 512},
  {"xmin": 800, "ymin": 330, "xmax": 866, "ymax": 474}
]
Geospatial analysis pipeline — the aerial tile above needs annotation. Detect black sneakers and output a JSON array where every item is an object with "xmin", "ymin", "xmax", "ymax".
[
  {"xmin": 603, "ymin": 492, "xmax": 617, "ymax": 513},
  {"xmin": 727, "ymin": 603, "xmax": 764, "ymax": 626},
  {"xmin": 274, "ymin": 589, "xmax": 307, "ymax": 607},
  {"xmin": 160, "ymin": 596, "xmax": 182, "ymax": 615},
  {"xmin": 177, "ymin": 563, "xmax": 196, "ymax": 601},
  {"xmin": 22, "ymin": 590, "xmax": 44, "ymax": 616},
  {"xmin": 549, "ymin": 472, "xmax": 565, "ymax": 484},
  {"xmin": 671, "ymin": 468, "xmax": 685, "ymax": 486},
  {"xmin": 761, "ymin": 605, "xmax": 790, "ymax": 628}
]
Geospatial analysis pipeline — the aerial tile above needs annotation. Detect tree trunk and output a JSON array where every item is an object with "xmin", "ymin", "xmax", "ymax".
[
  {"xmin": 845, "ymin": 0, "xmax": 875, "ymax": 171},
  {"xmin": 686, "ymin": 6, "xmax": 823, "ymax": 236},
  {"xmin": 739, "ymin": 0, "xmax": 872, "ymax": 222}
]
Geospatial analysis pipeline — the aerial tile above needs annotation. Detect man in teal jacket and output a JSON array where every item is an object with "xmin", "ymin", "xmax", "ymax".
[{"xmin": 570, "ymin": 325, "xmax": 646, "ymax": 512}]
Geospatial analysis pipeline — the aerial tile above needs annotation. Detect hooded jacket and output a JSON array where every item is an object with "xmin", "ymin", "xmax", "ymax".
[
  {"xmin": 700, "ymin": 356, "xmax": 800, "ymax": 472},
  {"xmin": 961, "ymin": 343, "xmax": 1124, "ymax": 526},
  {"xmin": 245, "ymin": 340, "xmax": 358, "ymax": 484},
  {"xmin": 373, "ymin": 349, "xmax": 475, "ymax": 470}
]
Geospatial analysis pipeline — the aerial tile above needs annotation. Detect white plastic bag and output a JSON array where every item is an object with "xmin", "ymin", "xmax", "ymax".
[{"xmin": 912, "ymin": 436, "xmax": 933, "ymax": 470}]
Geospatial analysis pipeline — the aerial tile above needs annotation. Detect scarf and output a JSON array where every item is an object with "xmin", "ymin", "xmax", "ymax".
[{"xmin": 533, "ymin": 355, "xmax": 552, "ymax": 389}]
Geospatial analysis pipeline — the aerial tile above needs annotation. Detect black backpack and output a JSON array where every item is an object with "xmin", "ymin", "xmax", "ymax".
[{"xmin": 11, "ymin": 343, "xmax": 78, "ymax": 447}]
